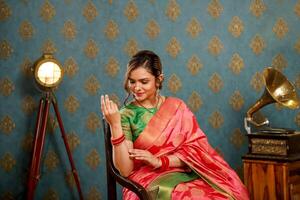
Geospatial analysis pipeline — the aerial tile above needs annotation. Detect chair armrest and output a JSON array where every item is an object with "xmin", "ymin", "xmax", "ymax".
[{"xmin": 102, "ymin": 119, "xmax": 150, "ymax": 200}]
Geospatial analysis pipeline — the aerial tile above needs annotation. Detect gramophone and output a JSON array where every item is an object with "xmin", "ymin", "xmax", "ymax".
[{"xmin": 244, "ymin": 67, "xmax": 300, "ymax": 160}]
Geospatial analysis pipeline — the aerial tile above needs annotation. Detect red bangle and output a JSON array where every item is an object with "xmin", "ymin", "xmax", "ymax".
[
  {"xmin": 159, "ymin": 156, "xmax": 170, "ymax": 171},
  {"xmin": 111, "ymin": 134, "xmax": 125, "ymax": 146}
]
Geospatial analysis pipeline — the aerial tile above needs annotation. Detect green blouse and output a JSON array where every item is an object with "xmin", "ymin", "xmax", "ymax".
[{"xmin": 120, "ymin": 103, "xmax": 158, "ymax": 142}]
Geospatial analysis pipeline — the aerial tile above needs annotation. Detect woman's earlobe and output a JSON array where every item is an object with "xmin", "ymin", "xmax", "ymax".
[
  {"xmin": 159, "ymin": 74, "xmax": 164, "ymax": 82},
  {"xmin": 156, "ymin": 81, "xmax": 161, "ymax": 88}
]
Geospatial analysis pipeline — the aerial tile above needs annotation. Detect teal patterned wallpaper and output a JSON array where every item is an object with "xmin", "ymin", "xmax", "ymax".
[{"xmin": 1, "ymin": 0, "xmax": 300, "ymax": 199}]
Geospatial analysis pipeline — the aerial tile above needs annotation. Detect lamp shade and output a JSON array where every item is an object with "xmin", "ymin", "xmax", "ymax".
[{"xmin": 34, "ymin": 54, "xmax": 63, "ymax": 90}]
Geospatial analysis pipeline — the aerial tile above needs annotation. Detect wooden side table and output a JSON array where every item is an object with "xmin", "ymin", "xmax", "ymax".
[{"xmin": 243, "ymin": 159, "xmax": 300, "ymax": 200}]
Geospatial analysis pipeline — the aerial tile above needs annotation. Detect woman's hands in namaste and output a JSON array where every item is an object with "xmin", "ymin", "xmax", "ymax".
[
  {"xmin": 100, "ymin": 95, "xmax": 121, "ymax": 127},
  {"xmin": 129, "ymin": 149, "xmax": 161, "ymax": 169}
]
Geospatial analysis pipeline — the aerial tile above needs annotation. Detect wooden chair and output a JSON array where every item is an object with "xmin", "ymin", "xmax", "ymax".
[{"xmin": 102, "ymin": 119, "xmax": 151, "ymax": 200}]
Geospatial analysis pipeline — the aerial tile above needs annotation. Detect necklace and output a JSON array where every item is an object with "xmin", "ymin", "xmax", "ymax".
[{"xmin": 135, "ymin": 95, "xmax": 161, "ymax": 113}]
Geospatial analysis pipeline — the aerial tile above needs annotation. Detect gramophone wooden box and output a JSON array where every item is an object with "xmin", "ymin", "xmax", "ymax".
[{"xmin": 244, "ymin": 130, "xmax": 300, "ymax": 161}]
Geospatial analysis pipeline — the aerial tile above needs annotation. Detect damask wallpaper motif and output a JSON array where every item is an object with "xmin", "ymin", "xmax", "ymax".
[{"xmin": 1, "ymin": 0, "xmax": 300, "ymax": 199}]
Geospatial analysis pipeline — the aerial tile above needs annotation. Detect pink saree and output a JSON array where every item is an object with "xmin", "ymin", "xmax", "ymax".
[{"xmin": 123, "ymin": 97, "xmax": 249, "ymax": 200}]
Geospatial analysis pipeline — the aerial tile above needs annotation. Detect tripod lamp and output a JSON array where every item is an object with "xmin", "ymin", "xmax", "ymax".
[{"xmin": 27, "ymin": 54, "xmax": 83, "ymax": 200}]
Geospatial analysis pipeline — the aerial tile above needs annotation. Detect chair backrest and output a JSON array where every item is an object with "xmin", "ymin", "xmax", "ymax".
[{"xmin": 102, "ymin": 119, "xmax": 150, "ymax": 200}]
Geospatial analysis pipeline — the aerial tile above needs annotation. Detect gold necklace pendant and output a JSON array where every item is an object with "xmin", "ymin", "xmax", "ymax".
[{"xmin": 135, "ymin": 96, "xmax": 160, "ymax": 113}]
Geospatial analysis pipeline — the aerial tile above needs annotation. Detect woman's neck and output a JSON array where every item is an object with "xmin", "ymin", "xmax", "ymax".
[{"xmin": 136, "ymin": 95, "xmax": 158, "ymax": 108}]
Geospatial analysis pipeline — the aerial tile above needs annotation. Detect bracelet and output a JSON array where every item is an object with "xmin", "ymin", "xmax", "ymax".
[
  {"xmin": 111, "ymin": 134, "xmax": 125, "ymax": 146},
  {"xmin": 159, "ymin": 156, "xmax": 170, "ymax": 171}
]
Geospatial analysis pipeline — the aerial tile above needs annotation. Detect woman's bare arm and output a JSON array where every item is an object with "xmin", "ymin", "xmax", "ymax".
[
  {"xmin": 129, "ymin": 149, "xmax": 186, "ymax": 169},
  {"xmin": 101, "ymin": 95, "xmax": 134, "ymax": 177},
  {"xmin": 110, "ymin": 124, "xmax": 134, "ymax": 176}
]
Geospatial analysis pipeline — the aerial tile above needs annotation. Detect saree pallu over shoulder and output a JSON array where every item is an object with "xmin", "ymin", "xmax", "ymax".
[
  {"xmin": 133, "ymin": 97, "xmax": 183, "ymax": 150},
  {"xmin": 126, "ymin": 97, "xmax": 249, "ymax": 200}
]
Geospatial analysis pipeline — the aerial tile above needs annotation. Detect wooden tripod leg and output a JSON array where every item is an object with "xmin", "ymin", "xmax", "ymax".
[
  {"xmin": 27, "ymin": 97, "xmax": 51, "ymax": 200},
  {"xmin": 52, "ymin": 99, "xmax": 84, "ymax": 200}
]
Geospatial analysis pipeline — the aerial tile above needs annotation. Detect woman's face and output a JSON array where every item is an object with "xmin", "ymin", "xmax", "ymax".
[{"xmin": 128, "ymin": 67, "xmax": 157, "ymax": 103}]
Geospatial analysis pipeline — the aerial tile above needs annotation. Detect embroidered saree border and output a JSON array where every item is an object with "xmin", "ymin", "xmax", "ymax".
[
  {"xmin": 134, "ymin": 97, "xmax": 181, "ymax": 150},
  {"xmin": 147, "ymin": 171, "xmax": 199, "ymax": 200}
]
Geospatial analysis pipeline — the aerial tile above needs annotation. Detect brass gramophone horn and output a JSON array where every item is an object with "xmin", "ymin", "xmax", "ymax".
[{"xmin": 246, "ymin": 67, "xmax": 300, "ymax": 127}]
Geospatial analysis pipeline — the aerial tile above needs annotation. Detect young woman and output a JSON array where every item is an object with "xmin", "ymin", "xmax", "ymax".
[{"xmin": 101, "ymin": 50, "xmax": 249, "ymax": 200}]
